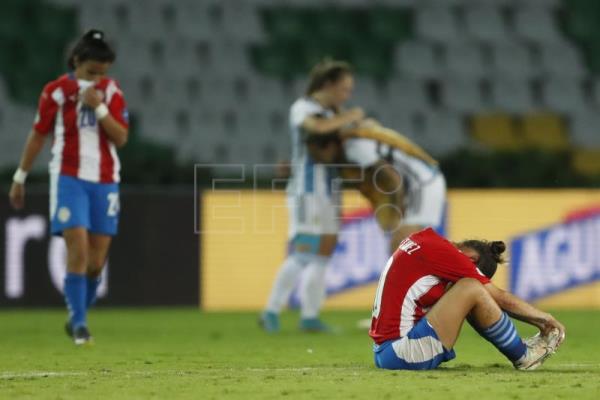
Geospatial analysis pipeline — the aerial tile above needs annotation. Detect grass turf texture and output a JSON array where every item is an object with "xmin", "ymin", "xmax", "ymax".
[{"xmin": 0, "ymin": 309, "xmax": 599, "ymax": 399}]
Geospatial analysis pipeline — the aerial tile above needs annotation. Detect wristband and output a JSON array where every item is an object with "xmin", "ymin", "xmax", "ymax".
[
  {"xmin": 13, "ymin": 168, "xmax": 28, "ymax": 184},
  {"xmin": 95, "ymin": 103, "xmax": 109, "ymax": 120}
]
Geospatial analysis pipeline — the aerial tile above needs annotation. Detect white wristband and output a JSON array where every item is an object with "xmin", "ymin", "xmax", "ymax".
[
  {"xmin": 95, "ymin": 103, "xmax": 109, "ymax": 120},
  {"xmin": 13, "ymin": 168, "xmax": 28, "ymax": 184}
]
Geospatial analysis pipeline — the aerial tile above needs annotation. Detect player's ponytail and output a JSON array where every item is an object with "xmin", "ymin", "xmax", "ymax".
[
  {"xmin": 67, "ymin": 29, "xmax": 116, "ymax": 70},
  {"xmin": 306, "ymin": 59, "xmax": 353, "ymax": 95},
  {"xmin": 458, "ymin": 239, "xmax": 506, "ymax": 279}
]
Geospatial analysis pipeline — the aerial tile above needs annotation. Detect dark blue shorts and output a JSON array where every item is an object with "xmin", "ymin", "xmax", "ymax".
[
  {"xmin": 373, "ymin": 317, "xmax": 456, "ymax": 370},
  {"xmin": 50, "ymin": 174, "xmax": 119, "ymax": 236}
]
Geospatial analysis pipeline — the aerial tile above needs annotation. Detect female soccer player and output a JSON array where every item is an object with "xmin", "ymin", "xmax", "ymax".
[
  {"xmin": 8, "ymin": 30, "xmax": 128, "ymax": 345},
  {"xmin": 370, "ymin": 228, "xmax": 566, "ymax": 370},
  {"xmin": 342, "ymin": 126, "xmax": 445, "ymax": 252},
  {"xmin": 260, "ymin": 60, "xmax": 364, "ymax": 332}
]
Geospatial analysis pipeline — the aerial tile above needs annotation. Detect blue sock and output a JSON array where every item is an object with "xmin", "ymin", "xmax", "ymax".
[
  {"xmin": 479, "ymin": 313, "xmax": 527, "ymax": 362},
  {"xmin": 64, "ymin": 273, "xmax": 87, "ymax": 329},
  {"xmin": 86, "ymin": 277, "xmax": 101, "ymax": 309}
]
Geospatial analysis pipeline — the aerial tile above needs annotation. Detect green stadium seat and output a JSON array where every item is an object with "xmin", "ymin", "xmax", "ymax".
[
  {"xmin": 367, "ymin": 7, "xmax": 413, "ymax": 42},
  {"xmin": 260, "ymin": 8, "xmax": 315, "ymax": 41},
  {"xmin": 251, "ymin": 42, "xmax": 306, "ymax": 79},
  {"xmin": 350, "ymin": 41, "xmax": 392, "ymax": 80}
]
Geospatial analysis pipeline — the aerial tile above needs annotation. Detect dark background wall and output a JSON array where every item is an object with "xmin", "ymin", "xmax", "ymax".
[{"xmin": 0, "ymin": 187, "xmax": 199, "ymax": 307}]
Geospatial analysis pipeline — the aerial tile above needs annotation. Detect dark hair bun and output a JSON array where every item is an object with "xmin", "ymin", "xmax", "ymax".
[
  {"xmin": 491, "ymin": 241, "xmax": 506, "ymax": 255},
  {"xmin": 83, "ymin": 29, "xmax": 105, "ymax": 42}
]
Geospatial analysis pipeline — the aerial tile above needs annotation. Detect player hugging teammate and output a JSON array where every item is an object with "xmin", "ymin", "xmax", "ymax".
[{"xmin": 8, "ymin": 30, "xmax": 128, "ymax": 345}]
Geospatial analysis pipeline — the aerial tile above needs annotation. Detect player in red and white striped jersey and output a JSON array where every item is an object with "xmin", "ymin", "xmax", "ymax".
[
  {"xmin": 8, "ymin": 30, "xmax": 128, "ymax": 345},
  {"xmin": 370, "ymin": 228, "xmax": 565, "ymax": 370}
]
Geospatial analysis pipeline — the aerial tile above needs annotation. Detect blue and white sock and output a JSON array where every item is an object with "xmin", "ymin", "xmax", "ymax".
[
  {"xmin": 64, "ymin": 273, "xmax": 87, "ymax": 329},
  {"xmin": 479, "ymin": 313, "xmax": 527, "ymax": 362},
  {"xmin": 86, "ymin": 276, "xmax": 101, "ymax": 309}
]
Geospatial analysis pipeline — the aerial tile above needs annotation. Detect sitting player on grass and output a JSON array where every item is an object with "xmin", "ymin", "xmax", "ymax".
[{"xmin": 370, "ymin": 227, "xmax": 565, "ymax": 370}]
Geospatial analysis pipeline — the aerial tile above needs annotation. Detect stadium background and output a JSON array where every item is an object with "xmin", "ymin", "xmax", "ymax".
[{"xmin": 1, "ymin": 0, "xmax": 600, "ymax": 310}]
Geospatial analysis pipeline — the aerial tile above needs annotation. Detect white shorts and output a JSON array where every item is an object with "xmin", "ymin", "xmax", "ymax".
[
  {"xmin": 287, "ymin": 193, "xmax": 340, "ymax": 237},
  {"xmin": 403, "ymin": 172, "xmax": 447, "ymax": 229}
]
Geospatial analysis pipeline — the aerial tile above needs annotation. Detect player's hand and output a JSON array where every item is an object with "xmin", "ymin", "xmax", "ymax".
[
  {"xmin": 541, "ymin": 314, "xmax": 566, "ymax": 345},
  {"xmin": 9, "ymin": 182, "xmax": 25, "ymax": 210},
  {"xmin": 345, "ymin": 107, "xmax": 365, "ymax": 124},
  {"xmin": 81, "ymin": 86, "xmax": 103, "ymax": 109}
]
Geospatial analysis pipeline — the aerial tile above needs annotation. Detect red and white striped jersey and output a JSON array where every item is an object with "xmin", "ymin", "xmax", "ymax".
[
  {"xmin": 34, "ymin": 73, "xmax": 129, "ymax": 183},
  {"xmin": 369, "ymin": 228, "xmax": 491, "ymax": 344}
]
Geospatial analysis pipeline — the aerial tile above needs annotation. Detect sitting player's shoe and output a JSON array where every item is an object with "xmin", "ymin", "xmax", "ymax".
[
  {"xmin": 299, "ymin": 318, "xmax": 330, "ymax": 333},
  {"xmin": 73, "ymin": 326, "xmax": 93, "ymax": 346},
  {"xmin": 524, "ymin": 328, "xmax": 565, "ymax": 351},
  {"xmin": 513, "ymin": 342, "xmax": 553, "ymax": 371},
  {"xmin": 259, "ymin": 311, "xmax": 280, "ymax": 333}
]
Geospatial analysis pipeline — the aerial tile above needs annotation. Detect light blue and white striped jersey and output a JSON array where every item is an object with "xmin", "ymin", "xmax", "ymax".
[{"xmin": 287, "ymin": 97, "xmax": 337, "ymax": 197}]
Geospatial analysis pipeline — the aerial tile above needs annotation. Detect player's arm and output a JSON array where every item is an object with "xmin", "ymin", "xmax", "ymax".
[
  {"xmin": 484, "ymin": 283, "xmax": 565, "ymax": 339},
  {"xmin": 302, "ymin": 107, "xmax": 365, "ymax": 135},
  {"xmin": 8, "ymin": 130, "xmax": 48, "ymax": 210},
  {"xmin": 81, "ymin": 87, "xmax": 128, "ymax": 148}
]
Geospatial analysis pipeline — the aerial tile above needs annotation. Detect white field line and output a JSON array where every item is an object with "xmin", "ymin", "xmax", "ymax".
[{"xmin": 2, "ymin": 364, "xmax": 599, "ymax": 380}]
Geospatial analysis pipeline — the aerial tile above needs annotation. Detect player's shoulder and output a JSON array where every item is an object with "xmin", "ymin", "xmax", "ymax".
[
  {"xmin": 290, "ymin": 96, "xmax": 322, "ymax": 114},
  {"xmin": 43, "ymin": 74, "xmax": 73, "ymax": 92},
  {"xmin": 39, "ymin": 74, "xmax": 76, "ymax": 103}
]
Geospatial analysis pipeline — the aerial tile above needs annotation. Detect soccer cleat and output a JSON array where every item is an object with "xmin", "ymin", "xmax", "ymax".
[
  {"xmin": 73, "ymin": 326, "xmax": 93, "ymax": 346},
  {"xmin": 259, "ymin": 311, "xmax": 280, "ymax": 333},
  {"xmin": 299, "ymin": 318, "xmax": 330, "ymax": 333},
  {"xmin": 524, "ymin": 328, "xmax": 564, "ymax": 351},
  {"xmin": 514, "ymin": 343, "xmax": 551, "ymax": 371}
]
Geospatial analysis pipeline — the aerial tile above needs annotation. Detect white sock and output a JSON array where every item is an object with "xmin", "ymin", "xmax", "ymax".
[
  {"xmin": 265, "ymin": 254, "xmax": 310, "ymax": 314},
  {"xmin": 300, "ymin": 255, "xmax": 330, "ymax": 319}
]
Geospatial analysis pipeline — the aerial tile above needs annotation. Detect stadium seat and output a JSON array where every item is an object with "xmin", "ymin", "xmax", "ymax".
[
  {"xmin": 470, "ymin": 113, "xmax": 522, "ymax": 151},
  {"xmin": 538, "ymin": 43, "xmax": 587, "ymax": 79},
  {"xmin": 542, "ymin": 79, "xmax": 590, "ymax": 114},
  {"xmin": 385, "ymin": 78, "xmax": 429, "ymax": 114},
  {"xmin": 367, "ymin": 7, "xmax": 413, "ymax": 43},
  {"xmin": 442, "ymin": 44, "xmax": 489, "ymax": 80},
  {"xmin": 440, "ymin": 79, "xmax": 487, "ymax": 114},
  {"xmin": 570, "ymin": 111, "xmax": 600, "ymax": 147},
  {"xmin": 514, "ymin": 7, "xmax": 566, "ymax": 45},
  {"xmin": 415, "ymin": 6, "xmax": 463, "ymax": 44},
  {"xmin": 352, "ymin": 78, "xmax": 384, "ymax": 116},
  {"xmin": 520, "ymin": 112, "xmax": 569, "ymax": 152},
  {"xmin": 571, "ymin": 148, "xmax": 600, "ymax": 177},
  {"xmin": 350, "ymin": 41, "xmax": 393, "ymax": 80},
  {"xmin": 221, "ymin": 0, "xmax": 265, "ymax": 42},
  {"xmin": 489, "ymin": 77, "xmax": 536, "ymax": 114},
  {"xmin": 463, "ymin": 5, "xmax": 510, "ymax": 44},
  {"xmin": 394, "ymin": 41, "xmax": 439, "ymax": 79},
  {"xmin": 490, "ymin": 43, "xmax": 539, "ymax": 80},
  {"xmin": 422, "ymin": 111, "xmax": 468, "ymax": 155}
]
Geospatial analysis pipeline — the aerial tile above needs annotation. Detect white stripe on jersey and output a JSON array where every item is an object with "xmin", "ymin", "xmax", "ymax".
[
  {"xmin": 399, "ymin": 275, "xmax": 441, "ymax": 337},
  {"xmin": 49, "ymin": 88, "xmax": 65, "ymax": 177},
  {"xmin": 77, "ymin": 101, "xmax": 101, "ymax": 182},
  {"xmin": 110, "ymin": 143, "xmax": 120, "ymax": 183}
]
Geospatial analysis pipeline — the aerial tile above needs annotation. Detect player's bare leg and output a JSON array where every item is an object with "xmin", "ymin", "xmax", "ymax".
[
  {"xmin": 426, "ymin": 278, "xmax": 502, "ymax": 349},
  {"xmin": 299, "ymin": 234, "xmax": 337, "ymax": 332},
  {"xmin": 87, "ymin": 233, "xmax": 112, "ymax": 308},
  {"xmin": 63, "ymin": 227, "xmax": 93, "ymax": 344},
  {"xmin": 426, "ymin": 278, "xmax": 555, "ymax": 370}
]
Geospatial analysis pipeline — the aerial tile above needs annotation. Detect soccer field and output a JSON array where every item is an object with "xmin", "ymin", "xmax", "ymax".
[{"xmin": 0, "ymin": 309, "xmax": 598, "ymax": 399}]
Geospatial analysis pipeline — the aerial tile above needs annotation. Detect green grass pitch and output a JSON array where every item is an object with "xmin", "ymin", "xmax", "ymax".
[{"xmin": 0, "ymin": 309, "xmax": 599, "ymax": 399}]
